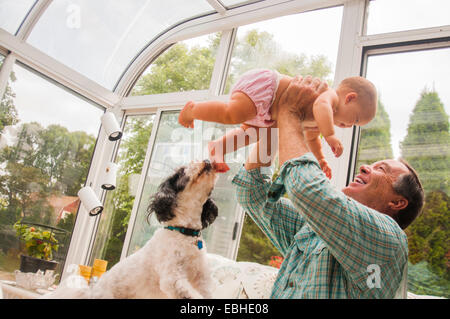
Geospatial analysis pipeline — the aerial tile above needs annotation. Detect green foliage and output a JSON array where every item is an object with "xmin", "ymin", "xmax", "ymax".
[
  {"xmin": 0, "ymin": 70, "xmax": 18, "ymax": 132},
  {"xmin": 356, "ymin": 99, "xmax": 393, "ymax": 169},
  {"xmin": 237, "ymin": 215, "xmax": 280, "ymax": 265},
  {"xmin": 400, "ymin": 89, "xmax": 450, "ymax": 297},
  {"xmin": 400, "ymin": 89, "xmax": 450, "ymax": 193},
  {"xmin": 406, "ymin": 191, "xmax": 449, "ymax": 280},
  {"xmin": 13, "ymin": 220, "xmax": 59, "ymax": 261},
  {"xmin": 408, "ymin": 261, "xmax": 450, "ymax": 298},
  {"xmin": 225, "ymin": 29, "xmax": 333, "ymax": 93},
  {"xmin": 131, "ymin": 33, "xmax": 220, "ymax": 96},
  {"xmin": 56, "ymin": 213, "xmax": 75, "ymax": 233}
]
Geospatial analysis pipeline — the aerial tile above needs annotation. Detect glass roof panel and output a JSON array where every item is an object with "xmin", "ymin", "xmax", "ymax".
[
  {"xmin": 27, "ymin": 0, "xmax": 215, "ymax": 90},
  {"xmin": 0, "ymin": 0, "xmax": 37, "ymax": 35},
  {"xmin": 219, "ymin": 0, "xmax": 262, "ymax": 9}
]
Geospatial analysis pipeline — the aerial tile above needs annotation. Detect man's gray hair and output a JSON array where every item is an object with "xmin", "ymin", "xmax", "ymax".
[{"xmin": 391, "ymin": 159, "xmax": 425, "ymax": 229}]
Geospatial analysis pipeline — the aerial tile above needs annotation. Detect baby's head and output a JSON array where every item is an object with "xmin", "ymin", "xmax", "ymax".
[{"xmin": 334, "ymin": 76, "xmax": 377, "ymax": 128}]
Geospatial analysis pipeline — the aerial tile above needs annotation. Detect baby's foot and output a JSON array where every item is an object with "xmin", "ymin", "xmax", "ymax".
[
  {"xmin": 208, "ymin": 141, "xmax": 230, "ymax": 173},
  {"xmin": 179, "ymin": 101, "xmax": 195, "ymax": 128}
]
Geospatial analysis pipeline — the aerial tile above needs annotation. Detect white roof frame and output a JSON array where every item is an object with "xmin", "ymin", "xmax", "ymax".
[{"xmin": 114, "ymin": 0, "xmax": 346, "ymax": 96}]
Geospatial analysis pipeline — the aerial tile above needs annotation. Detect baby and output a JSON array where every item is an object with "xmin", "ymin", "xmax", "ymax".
[{"xmin": 178, "ymin": 69, "xmax": 377, "ymax": 177}]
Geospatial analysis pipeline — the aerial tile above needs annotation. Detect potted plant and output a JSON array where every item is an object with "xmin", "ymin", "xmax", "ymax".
[{"xmin": 13, "ymin": 220, "xmax": 59, "ymax": 273}]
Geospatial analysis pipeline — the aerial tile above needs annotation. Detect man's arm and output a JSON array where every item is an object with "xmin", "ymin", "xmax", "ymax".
[
  {"xmin": 276, "ymin": 75, "xmax": 328, "ymax": 166},
  {"xmin": 232, "ymin": 165, "xmax": 306, "ymax": 256},
  {"xmin": 275, "ymin": 77, "xmax": 408, "ymax": 293},
  {"xmin": 273, "ymin": 156, "xmax": 408, "ymax": 293},
  {"xmin": 232, "ymin": 76, "xmax": 328, "ymax": 255}
]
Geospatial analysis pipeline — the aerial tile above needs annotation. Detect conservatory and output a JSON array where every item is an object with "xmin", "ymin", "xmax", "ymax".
[{"xmin": 0, "ymin": 0, "xmax": 448, "ymax": 299}]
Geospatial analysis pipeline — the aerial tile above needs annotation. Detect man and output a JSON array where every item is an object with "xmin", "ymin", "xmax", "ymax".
[{"xmin": 232, "ymin": 76, "xmax": 424, "ymax": 298}]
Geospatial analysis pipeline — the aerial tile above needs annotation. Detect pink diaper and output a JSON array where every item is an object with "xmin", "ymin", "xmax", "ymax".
[{"xmin": 231, "ymin": 69, "xmax": 279, "ymax": 127}]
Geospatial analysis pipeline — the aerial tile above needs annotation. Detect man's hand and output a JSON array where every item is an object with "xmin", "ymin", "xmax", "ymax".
[
  {"xmin": 277, "ymin": 76, "xmax": 328, "ymax": 167},
  {"xmin": 279, "ymin": 75, "xmax": 329, "ymax": 115}
]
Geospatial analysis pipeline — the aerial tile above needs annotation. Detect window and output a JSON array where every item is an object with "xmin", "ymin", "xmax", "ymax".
[
  {"xmin": 0, "ymin": 63, "xmax": 103, "ymax": 281},
  {"xmin": 89, "ymin": 114, "xmax": 155, "ymax": 270},
  {"xmin": 227, "ymin": 6, "xmax": 344, "ymax": 267},
  {"xmin": 27, "ymin": 0, "xmax": 215, "ymax": 89},
  {"xmin": 366, "ymin": 0, "xmax": 450, "ymax": 35},
  {"xmin": 131, "ymin": 32, "xmax": 222, "ymax": 96},
  {"xmin": 355, "ymin": 47, "xmax": 450, "ymax": 298},
  {"xmin": 0, "ymin": 0, "xmax": 36, "ymax": 35},
  {"xmin": 225, "ymin": 6, "xmax": 343, "ymax": 94},
  {"xmin": 126, "ymin": 112, "xmax": 246, "ymax": 259}
]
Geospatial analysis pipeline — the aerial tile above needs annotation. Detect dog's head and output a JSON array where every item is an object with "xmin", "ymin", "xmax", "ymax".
[{"xmin": 148, "ymin": 160, "xmax": 218, "ymax": 229}]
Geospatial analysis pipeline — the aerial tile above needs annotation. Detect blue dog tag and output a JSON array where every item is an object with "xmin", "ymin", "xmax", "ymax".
[{"xmin": 197, "ymin": 240, "xmax": 203, "ymax": 250}]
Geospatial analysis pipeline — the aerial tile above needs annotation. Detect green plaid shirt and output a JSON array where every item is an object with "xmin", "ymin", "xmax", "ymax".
[{"xmin": 232, "ymin": 153, "xmax": 408, "ymax": 299}]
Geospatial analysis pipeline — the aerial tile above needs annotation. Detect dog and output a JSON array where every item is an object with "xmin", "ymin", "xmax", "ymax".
[{"xmin": 43, "ymin": 159, "xmax": 218, "ymax": 299}]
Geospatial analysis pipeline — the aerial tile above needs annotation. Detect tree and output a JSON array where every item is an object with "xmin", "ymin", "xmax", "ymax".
[
  {"xmin": 236, "ymin": 215, "xmax": 279, "ymax": 265},
  {"xmin": 0, "ymin": 120, "xmax": 96, "ymax": 231},
  {"xmin": 225, "ymin": 30, "xmax": 333, "ymax": 93},
  {"xmin": 0, "ymin": 70, "xmax": 19, "ymax": 133},
  {"xmin": 400, "ymin": 89, "xmax": 450, "ymax": 298},
  {"xmin": 406, "ymin": 191, "xmax": 449, "ymax": 282},
  {"xmin": 131, "ymin": 33, "xmax": 221, "ymax": 96},
  {"xmin": 400, "ymin": 89, "xmax": 450, "ymax": 193},
  {"xmin": 355, "ymin": 99, "xmax": 393, "ymax": 170}
]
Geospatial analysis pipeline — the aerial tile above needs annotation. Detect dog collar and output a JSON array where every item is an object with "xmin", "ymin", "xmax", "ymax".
[
  {"xmin": 164, "ymin": 226, "xmax": 203, "ymax": 250},
  {"xmin": 164, "ymin": 226, "xmax": 201, "ymax": 237}
]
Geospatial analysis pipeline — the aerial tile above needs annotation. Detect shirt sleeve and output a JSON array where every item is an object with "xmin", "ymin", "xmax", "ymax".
[
  {"xmin": 268, "ymin": 153, "xmax": 408, "ymax": 292},
  {"xmin": 232, "ymin": 165, "xmax": 306, "ymax": 256}
]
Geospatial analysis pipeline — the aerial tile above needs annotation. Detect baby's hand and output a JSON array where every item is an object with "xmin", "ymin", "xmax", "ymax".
[
  {"xmin": 324, "ymin": 134, "xmax": 343, "ymax": 157},
  {"xmin": 178, "ymin": 101, "xmax": 195, "ymax": 128},
  {"xmin": 318, "ymin": 159, "xmax": 332, "ymax": 179}
]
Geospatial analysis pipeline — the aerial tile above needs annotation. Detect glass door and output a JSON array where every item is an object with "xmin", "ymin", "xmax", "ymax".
[{"xmin": 123, "ymin": 110, "xmax": 247, "ymax": 259}]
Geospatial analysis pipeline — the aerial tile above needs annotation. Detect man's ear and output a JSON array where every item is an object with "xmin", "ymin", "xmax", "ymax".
[
  {"xmin": 345, "ymin": 92, "xmax": 357, "ymax": 103},
  {"xmin": 388, "ymin": 197, "xmax": 408, "ymax": 211}
]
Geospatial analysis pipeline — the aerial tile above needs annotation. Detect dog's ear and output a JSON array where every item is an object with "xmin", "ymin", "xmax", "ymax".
[
  {"xmin": 148, "ymin": 167, "xmax": 189, "ymax": 223},
  {"xmin": 148, "ymin": 190, "xmax": 176, "ymax": 223},
  {"xmin": 201, "ymin": 198, "xmax": 218, "ymax": 229}
]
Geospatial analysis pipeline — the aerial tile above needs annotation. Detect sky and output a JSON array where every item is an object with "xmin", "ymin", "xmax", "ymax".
[
  {"xmin": 10, "ymin": 64, "xmax": 104, "ymax": 137},
  {"xmin": 1, "ymin": 0, "xmax": 450, "ymax": 159}
]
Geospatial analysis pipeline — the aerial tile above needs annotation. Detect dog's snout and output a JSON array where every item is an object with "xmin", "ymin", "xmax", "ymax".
[{"xmin": 203, "ymin": 159, "xmax": 212, "ymax": 171}]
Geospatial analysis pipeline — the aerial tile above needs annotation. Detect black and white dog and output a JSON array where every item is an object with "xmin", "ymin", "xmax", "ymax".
[{"xmin": 43, "ymin": 160, "xmax": 218, "ymax": 299}]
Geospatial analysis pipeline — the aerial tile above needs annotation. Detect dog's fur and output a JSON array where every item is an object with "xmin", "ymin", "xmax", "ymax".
[{"xmin": 43, "ymin": 160, "xmax": 218, "ymax": 299}]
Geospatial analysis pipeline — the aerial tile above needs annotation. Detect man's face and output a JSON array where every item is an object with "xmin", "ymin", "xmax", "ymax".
[{"xmin": 343, "ymin": 159, "xmax": 409, "ymax": 214}]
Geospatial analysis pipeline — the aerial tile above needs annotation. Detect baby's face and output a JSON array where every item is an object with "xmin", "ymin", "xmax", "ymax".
[{"xmin": 333, "ymin": 101, "xmax": 362, "ymax": 128}]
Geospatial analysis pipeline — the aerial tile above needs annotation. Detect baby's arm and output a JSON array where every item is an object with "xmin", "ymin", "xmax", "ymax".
[
  {"xmin": 312, "ymin": 90, "xmax": 343, "ymax": 157},
  {"xmin": 179, "ymin": 92, "xmax": 256, "ymax": 128},
  {"xmin": 304, "ymin": 130, "xmax": 332, "ymax": 179}
]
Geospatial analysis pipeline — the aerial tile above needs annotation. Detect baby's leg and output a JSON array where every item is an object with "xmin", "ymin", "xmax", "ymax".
[
  {"xmin": 208, "ymin": 124, "xmax": 260, "ymax": 171},
  {"xmin": 178, "ymin": 92, "xmax": 257, "ymax": 128}
]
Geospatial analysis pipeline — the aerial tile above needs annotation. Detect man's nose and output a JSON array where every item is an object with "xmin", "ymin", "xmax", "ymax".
[{"xmin": 360, "ymin": 164, "xmax": 371, "ymax": 174}]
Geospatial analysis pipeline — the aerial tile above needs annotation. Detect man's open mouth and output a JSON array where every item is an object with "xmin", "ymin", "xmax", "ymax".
[{"xmin": 354, "ymin": 176, "xmax": 367, "ymax": 184}]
